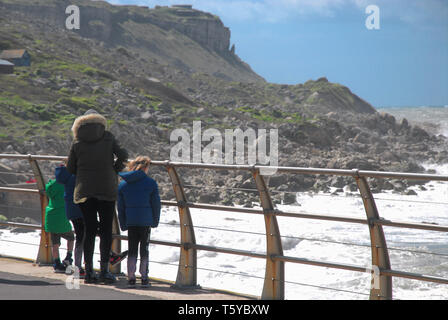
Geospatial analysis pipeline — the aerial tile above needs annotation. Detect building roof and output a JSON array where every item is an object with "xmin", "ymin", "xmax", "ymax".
[
  {"xmin": 0, "ymin": 59, "xmax": 14, "ymax": 66},
  {"xmin": 172, "ymin": 4, "xmax": 193, "ymax": 9},
  {"xmin": 0, "ymin": 49, "xmax": 27, "ymax": 59}
]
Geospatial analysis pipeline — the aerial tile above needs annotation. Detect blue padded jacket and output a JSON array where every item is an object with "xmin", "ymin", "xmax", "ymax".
[{"xmin": 117, "ymin": 170, "xmax": 161, "ymax": 231}]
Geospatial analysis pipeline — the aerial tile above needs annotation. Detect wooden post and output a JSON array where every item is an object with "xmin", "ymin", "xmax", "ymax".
[
  {"xmin": 28, "ymin": 155, "xmax": 53, "ymax": 265},
  {"xmin": 165, "ymin": 162, "xmax": 198, "ymax": 288},
  {"xmin": 252, "ymin": 167, "xmax": 284, "ymax": 300}
]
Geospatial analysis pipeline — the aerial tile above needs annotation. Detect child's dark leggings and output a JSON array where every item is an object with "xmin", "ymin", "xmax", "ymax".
[
  {"xmin": 78, "ymin": 198, "xmax": 115, "ymax": 268},
  {"xmin": 71, "ymin": 218, "xmax": 85, "ymax": 269},
  {"xmin": 127, "ymin": 226, "xmax": 151, "ymax": 280}
]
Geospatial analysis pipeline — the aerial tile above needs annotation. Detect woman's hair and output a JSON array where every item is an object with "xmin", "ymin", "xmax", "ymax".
[{"xmin": 127, "ymin": 156, "xmax": 151, "ymax": 172}]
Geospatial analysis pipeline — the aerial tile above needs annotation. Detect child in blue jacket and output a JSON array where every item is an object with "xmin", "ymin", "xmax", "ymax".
[
  {"xmin": 117, "ymin": 156, "xmax": 161, "ymax": 287},
  {"xmin": 55, "ymin": 165, "xmax": 85, "ymax": 276}
]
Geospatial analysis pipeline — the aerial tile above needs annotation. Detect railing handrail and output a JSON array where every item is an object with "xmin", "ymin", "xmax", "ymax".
[
  {"xmin": 1, "ymin": 154, "xmax": 447, "ymax": 181},
  {"xmin": 0, "ymin": 186, "xmax": 40, "ymax": 194},
  {"xmin": 0, "ymin": 153, "xmax": 447, "ymax": 300}
]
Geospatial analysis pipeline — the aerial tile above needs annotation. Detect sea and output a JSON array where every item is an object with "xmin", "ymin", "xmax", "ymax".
[
  {"xmin": 377, "ymin": 105, "xmax": 448, "ymax": 137},
  {"xmin": 0, "ymin": 106, "xmax": 447, "ymax": 300}
]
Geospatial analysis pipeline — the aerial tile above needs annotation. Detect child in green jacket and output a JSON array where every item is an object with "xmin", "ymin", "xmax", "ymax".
[{"xmin": 45, "ymin": 178, "xmax": 75, "ymax": 273}]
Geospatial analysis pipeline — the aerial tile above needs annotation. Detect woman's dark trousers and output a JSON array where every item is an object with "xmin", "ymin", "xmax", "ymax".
[{"xmin": 79, "ymin": 198, "xmax": 115, "ymax": 270}]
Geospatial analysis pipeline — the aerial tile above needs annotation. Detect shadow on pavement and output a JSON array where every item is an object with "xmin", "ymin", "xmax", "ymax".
[{"xmin": 0, "ymin": 277, "xmax": 63, "ymax": 287}]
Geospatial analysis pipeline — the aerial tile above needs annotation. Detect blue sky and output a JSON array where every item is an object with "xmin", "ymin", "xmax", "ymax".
[{"xmin": 107, "ymin": 0, "xmax": 448, "ymax": 107}]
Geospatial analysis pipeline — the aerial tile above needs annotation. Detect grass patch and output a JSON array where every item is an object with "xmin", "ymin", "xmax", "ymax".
[
  {"xmin": 32, "ymin": 58, "xmax": 115, "ymax": 80},
  {"xmin": 0, "ymin": 94, "xmax": 34, "ymax": 108},
  {"xmin": 57, "ymin": 96, "xmax": 100, "ymax": 113}
]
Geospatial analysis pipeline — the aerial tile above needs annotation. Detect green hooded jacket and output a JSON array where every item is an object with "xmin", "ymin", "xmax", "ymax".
[{"xmin": 44, "ymin": 179, "xmax": 72, "ymax": 233}]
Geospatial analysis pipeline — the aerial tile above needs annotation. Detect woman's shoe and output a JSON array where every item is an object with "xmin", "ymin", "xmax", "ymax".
[
  {"xmin": 84, "ymin": 271, "xmax": 98, "ymax": 284},
  {"xmin": 84, "ymin": 264, "xmax": 98, "ymax": 284},
  {"xmin": 99, "ymin": 262, "xmax": 116, "ymax": 284}
]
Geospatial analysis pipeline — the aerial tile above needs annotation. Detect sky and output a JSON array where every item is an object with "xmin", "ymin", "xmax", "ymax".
[{"xmin": 106, "ymin": 0, "xmax": 448, "ymax": 107}]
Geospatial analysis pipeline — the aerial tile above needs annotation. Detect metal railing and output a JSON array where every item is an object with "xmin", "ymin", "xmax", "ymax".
[{"xmin": 0, "ymin": 153, "xmax": 447, "ymax": 300}]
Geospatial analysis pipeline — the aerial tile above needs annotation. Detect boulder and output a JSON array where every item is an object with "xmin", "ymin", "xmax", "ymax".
[
  {"xmin": 330, "ymin": 176, "xmax": 347, "ymax": 188},
  {"xmin": 283, "ymin": 192, "xmax": 297, "ymax": 205},
  {"xmin": 353, "ymin": 132, "xmax": 371, "ymax": 144},
  {"xmin": 240, "ymin": 179, "xmax": 255, "ymax": 189},
  {"xmin": 268, "ymin": 175, "xmax": 286, "ymax": 188},
  {"xmin": 410, "ymin": 126, "xmax": 430, "ymax": 141},
  {"xmin": 198, "ymin": 192, "xmax": 220, "ymax": 203},
  {"xmin": 400, "ymin": 118, "xmax": 410, "ymax": 130}
]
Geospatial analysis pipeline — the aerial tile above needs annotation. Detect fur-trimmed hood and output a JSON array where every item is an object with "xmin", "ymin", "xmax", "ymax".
[{"xmin": 71, "ymin": 113, "xmax": 107, "ymax": 142}]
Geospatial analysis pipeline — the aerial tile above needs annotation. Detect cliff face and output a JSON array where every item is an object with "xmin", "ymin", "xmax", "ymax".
[
  {"xmin": 147, "ymin": 6, "xmax": 232, "ymax": 54},
  {"xmin": 0, "ymin": 0, "xmax": 262, "ymax": 82}
]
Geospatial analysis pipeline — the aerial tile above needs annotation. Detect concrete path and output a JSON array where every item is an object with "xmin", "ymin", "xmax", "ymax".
[
  {"xmin": 0, "ymin": 270, "xmax": 151, "ymax": 300},
  {"xmin": 0, "ymin": 257, "xmax": 254, "ymax": 300}
]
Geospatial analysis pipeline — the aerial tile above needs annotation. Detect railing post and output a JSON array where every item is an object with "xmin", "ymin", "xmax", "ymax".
[
  {"xmin": 28, "ymin": 155, "xmax": 53, "ymax": 265},
  {"xmin": 251, "ymin": 166, "xmax": 284, "ymax": 300},
  {"xmin": 164, "ymin": 161, "xmax": 198, "ymax": 288},
  {"xmin": 353, "ymin": 169, "xmax": 392, "ymax": 300}
]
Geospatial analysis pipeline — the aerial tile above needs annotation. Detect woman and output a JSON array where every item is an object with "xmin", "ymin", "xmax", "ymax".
[{"xmin": 67, "ymin": 109, "xmax": 128, "ymax": 284}]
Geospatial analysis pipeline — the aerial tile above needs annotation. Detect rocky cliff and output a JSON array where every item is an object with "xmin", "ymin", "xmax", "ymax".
[
  {"xmin": 0, "ymin": 0, "xmax": 262, "ymax": 82},
  {"xmin": 0, "ymin": 0, "xmax": 447, "ymax": 207}
]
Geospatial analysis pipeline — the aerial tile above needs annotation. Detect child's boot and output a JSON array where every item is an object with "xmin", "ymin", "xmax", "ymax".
[
  {"xmin": 127, "ymin": 278, "xmax": 136, "ymax": 288},
  {"xmin": 140, "ymin": 257, "xmax": 150, "ymax": 287},
  {"xmin": 127, "ymin": 256, "xmax": 137, "ymax": 288},
  {"xmin": 53, "ymin": 258, "xmax": 66, "ymax": 273},
  {"xmin": 78, "ymin": 266, "xmax": 86, "ymax": 279},
  {"xmin": 141, "ymin": 277, "xmax": 150, "ymax": 288},
  {"xmin": 62, "ymin": 251, "xmax": 73, "ymax": 267},
  {"xmin": 110, "ymin": 250, "xmax": 128, "ymax": 266}
]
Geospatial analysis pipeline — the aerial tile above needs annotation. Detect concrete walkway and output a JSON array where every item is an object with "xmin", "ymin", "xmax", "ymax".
[
  {"xmin": 0, "ymin": 257, "xmax": 255, "ymax": 300},
  {"xmin": 0, "ymin": 270, "xmax": 151, "ymax": 300}
]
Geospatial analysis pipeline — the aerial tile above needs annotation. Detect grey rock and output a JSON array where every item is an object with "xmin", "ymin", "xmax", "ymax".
[{"xmin": 283, "ymin": 192, "xmax": 297, "ymax": 205}]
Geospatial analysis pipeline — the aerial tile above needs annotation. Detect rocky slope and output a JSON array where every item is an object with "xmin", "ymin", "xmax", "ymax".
[{"xmin": 0, "ymin": 0, "xmax": 446, "ymax": 207}]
